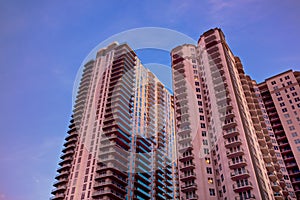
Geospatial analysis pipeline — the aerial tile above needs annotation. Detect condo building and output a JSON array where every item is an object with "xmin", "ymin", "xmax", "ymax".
[
  {"xmin": 51, "ymin": 42, "xmax": 177, "ymax": 200},
  {"xmin": 258, "ymin": 70, "xmax": 300, "ymax": 199},
  {"xmin": 171, "ymin": 28, "xmax": 295, "ymax": 200}
]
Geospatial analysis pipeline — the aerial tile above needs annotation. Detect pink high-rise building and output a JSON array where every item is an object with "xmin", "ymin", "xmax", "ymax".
[
  {"xmin": 258, "ymin": 70, "xmax": 300, "ymax": 199},
  {"xmin": 51, "ymin": 42, "xmax": 177, "ymax": 200},
  {"xmin": 172, "ymin": 28, "xmax": 295, "ymax": 200}
]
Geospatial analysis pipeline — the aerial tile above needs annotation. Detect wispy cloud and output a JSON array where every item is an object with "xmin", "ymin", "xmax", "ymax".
[{"xmin": 207, "ymin": 0, "xmax": 262, "ymax": 26}]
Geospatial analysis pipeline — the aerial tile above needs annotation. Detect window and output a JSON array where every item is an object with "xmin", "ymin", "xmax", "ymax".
[
  {"xmin": 295, "ymin": 139, "xmax": 300, "ymax": 144},
  {"xmin": 292, "ymin": 132, "xmax": 298, "ymax": 137},
  {"xmin": 197, "ymin": 94, "xmax": 201, "ymax": 99},
  {"xmin": 285, "ymin": 75, "xmax": 290, "ymax": 80},
  {"xmin": 290, "ymin": 86, "xmax": 295, "ymax": 91},
  {"xmin": 271, "ymin": 81, "xmax": 276, "ymax": 85},
  {"xmin": 275, "ymin": 92, "xmax": 281, "ymax": 96},
  {"xmin": 289, "ymin": 126, "xmax": 295, "ymax": 131},
  {"xmin": 222, "ymin": 185, "xmax": 226, "ymax": 193},
  {"xmin": 198, "ymin": 101, "xmax": 203, "ymax": 106},
  {"xmin": 280, "ymin": 102, "xmax": 285, "ymax": 107},
  {"xmin": 203, "ymin": 139, "xmax": 208, "ymax": 145},
  {"xmin": 202, "ymin": 131, "xmax": 207, "ymax": 137},
  {"xmin": 209, "ymin": 189, "xmax": 215, "ymax": 196},
  {"xmin": 206, "ymin": 167, "xmax": 212, "ymax": 174},
  {"xmin": 205, "ymin": 157, "xmax": 211, "ymax": 164},
  {"xmin": 201, "ymin": 123, "xmax": 206, "ymax": 128},
  {"xmin": 287, "ymin": 120, "xmax": 292, "ymax": 124},
  {"xmin": 204, "ymin": 148, "xmax": 209, "ymax": 154},
  {"xmin": 278, "ymin": 97, "xmax": 283, "ymax": 101},
  {"xmin": 196, "ymin": 88, "xmax": 201, "ymax": 92},
  {"xmin": 208, "ymin": 177, "xmax": 214, "ymax": 184},
  {"xmin": 282, "ymin": 108, "xmax": 287, "ymax": 112},
  {"xmin": 200, "ymin": 115, "xmax": 204, "ymax": 120}
]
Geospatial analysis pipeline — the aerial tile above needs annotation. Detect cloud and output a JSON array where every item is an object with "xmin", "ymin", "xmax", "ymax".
[{"xmin": 207, "ymin": 0, "xmax": 262, "ymax": 26}]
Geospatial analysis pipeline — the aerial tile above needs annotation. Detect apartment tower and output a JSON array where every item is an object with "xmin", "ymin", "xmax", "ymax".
[
  {"xmin": 51, "ymin": 42, "xmax": 177, "ymax": 200},
  {"xmin": 171, "ymin": 28, "xmax": 293, "ymax": 200},
  {"xmin": 258, "ymin": 70, "xmax": 300, "ymax": 199}
]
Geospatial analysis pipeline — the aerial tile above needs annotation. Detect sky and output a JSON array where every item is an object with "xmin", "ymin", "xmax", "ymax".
[{"xmin": 0, "ymin": 0, "xmax": 299, "ymax": 199}]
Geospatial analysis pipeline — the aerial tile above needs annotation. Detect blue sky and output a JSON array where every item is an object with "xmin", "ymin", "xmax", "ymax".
[{"xmin": 0, "ymin": 0, "xmax": 299, "ymax": 199}]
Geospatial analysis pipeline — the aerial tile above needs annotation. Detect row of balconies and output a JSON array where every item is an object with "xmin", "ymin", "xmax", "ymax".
[
  {"xmin": 228, "ymin": 158, "xmax": 247, "ymax": 169},
  {"xmin": 231, "ymin": 170, "xmax": 250, "ymax": 180},
  {"xmin": 232, "ymin": 181, "xmax": 253, "ymax": 192},
  {"xmin": 224, "ymin": 138, "xmax": 242, "ymax": 148},
  {"xmin": 92, "ymin": 189, "xmax": 125, "ymax": 200},
  {"xmin": 226, "ymin": 148, "xmax": 244, "ymax": 158}
]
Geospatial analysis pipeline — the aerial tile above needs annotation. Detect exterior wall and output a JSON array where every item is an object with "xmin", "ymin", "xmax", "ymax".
[
  {"xmin": 258, "ymin": 70, "xmax": 300, "ymax": 199},
  {"xmin": 51, "ymin": 43, "xmax": 176, "ymax": 200},
  {"xmin": 254, "ymin": 80, "xmax": 296, "ymax": 200},
  {"xmin": 172, "ymin": 44, "xmax": 217, "ymax": 200},
  {"xmin": 172, "ymin": 28, "xmax": 286, "ymax": 200},
  {"xmin": 197, "ymin": 28, "xmax": 267, "ymax": 200}
]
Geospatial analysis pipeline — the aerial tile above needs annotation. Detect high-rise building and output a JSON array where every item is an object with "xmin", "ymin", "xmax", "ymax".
[
  {"xmin": 171, "ymin": 28, "xmax": 295, "ymax": 200},
  {"xmin": 51, "ymin": 42, "xmax": 177, "ymax": 200},
  {"xmin": 258, "ymin": 70, "xmax": 300, "ymax": 199}
]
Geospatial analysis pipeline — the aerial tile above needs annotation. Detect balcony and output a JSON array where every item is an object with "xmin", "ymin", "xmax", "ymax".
[
  {"xmin": 181, "ymin": 183, "xmax": 197, "ymax": 192},
  {"xmin": 180, "ymin": 163, "xmax": 195, "ymax": 171},
  {"xmin": 180, "ymin": 173, "xmax": 196, "ymax": 181},
  {"xmin": 231, "ymin": 170, "xmax": 250, "ymax": 180},
  {"xmin": 51, "ymin": 185, "xmax": 67, "ymax": 195},
  {"xmin": 263, "ymin": 155, "xmax": 272, "ymax": 163},
  {"xmin": 57, "ymin": 163, "xmax": 71, "ymax": 173},
  {"xmin": 223, "ymin": 128, "xmax": 239, "ymax": 139},
  {"xmin": 276, "ymin": 171, "xmax": 283, "ymax": 179},
  {"xmin": 271, "ymin": 182, "xmax": 282, "ymax": 192},
  {"xmin": 95, "ymin": 171, "xmax": 127, "ymax": 184},
  {"xmin": 265, "ymin": 163, "xmax": 275, "ymax": 172},
  {"xmin": 258, "ymin": 138, "xmax": 267, "ymax": 147},
  {"xmin": 215, "ymin": 88, "xmax": 228, "ymax": 99},
  {"xmin": 274, "ymin": 193, "xmax": 284, "ymax": 200},
  {"xmin": 228, "ymin": 158, "xmax": 247, "ymax": 169},
  {"xmin": 93, "ymin": 181, "xmax": 126, "ymax": 193},
  {"xmin": 58, "ymin": 156, "xmax": 73, "ymax": 166},
  {"xmin": 233, "ymin": 182, "xmax": 253, "ymax": 192},
  {"xmin": 260, "ymin": 146, "xmax": 269, "ymax": 155},
  {"xmin": 224, "ymin": 138, "xmax": 242, "ymax": 148},
  {"xmin": 55, "ymin": 171, "xmax": 70, "ymax": 180},
  {"xmin": 178, "ymin": 144, "xmax": 193, "ymax": 153},
  {"xmin": 268, "ymin": 172, "xmax": 277, "ymax": 182},
  {"xmin": 256, "ymin": 130, "xmax": 264, "ymax": 139},
  {"xmin": 226, "ymin": 148, "xmax": 244, "ymax": 158},
  {"xmin": 279, "ymin": 179, "xmax": 286, "ymax": 187},
  {"xmin": 50, "ymin": 193, "xmax": 65, "ymax": 200},
  {"xmin": 222, "ymin": 119, "xmax": 237, "ymax": 129},
  {"xmin": 218, "ymin": 103, "xmax": 233, "ymax": 112},
  {"xmin": 53, "ymin": 178, "xmax": 68, "ymax": 187},
  {"xmin": 92, "ymin": 189, "xmax": 125, "ymax": 200},
  {"xmin": 234, "ymin": 195, "xmax": 256, "ymax": 200},
  {"xmin": 179, "ymin": 153, "xmax": 194, "ymax": 162}
]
